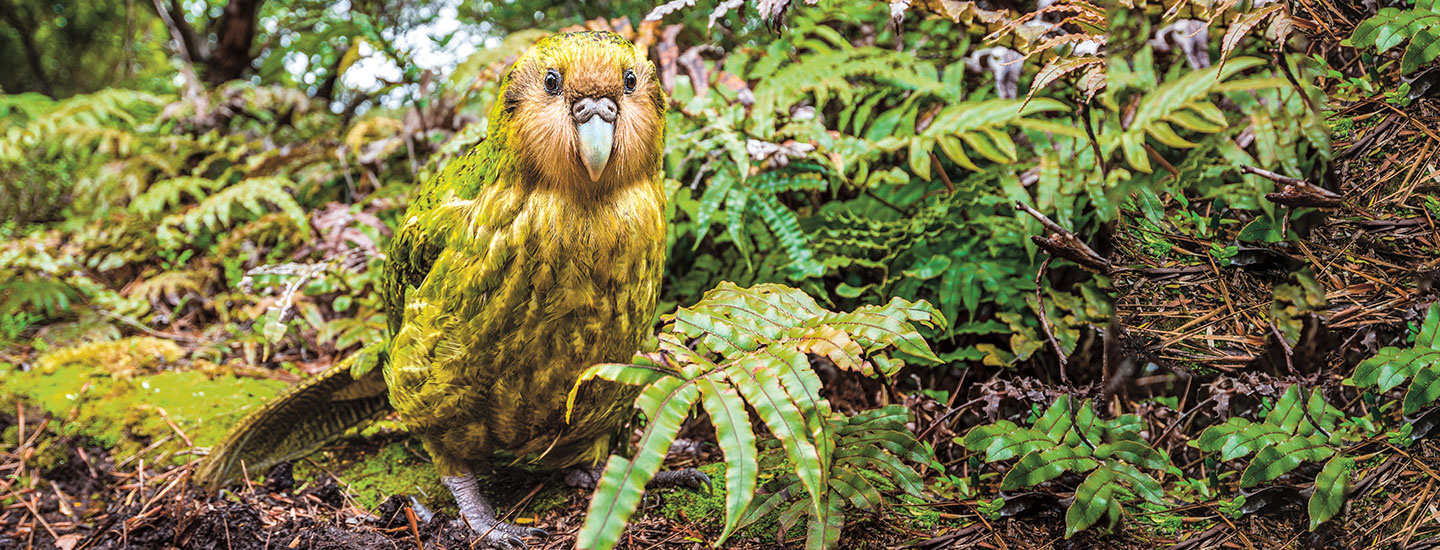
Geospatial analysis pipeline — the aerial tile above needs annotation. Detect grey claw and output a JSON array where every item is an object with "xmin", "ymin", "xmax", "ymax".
[
  {"xmin": 526, "ymin": 527, "xmax": 550, "ymax": 538},
  {"xmin": 695, "ymin": 471, "xmax": 713, "ymax": 493},
  {"xmin": 506, "ymin": 535, "xmax": 527, "ymax": 550}
]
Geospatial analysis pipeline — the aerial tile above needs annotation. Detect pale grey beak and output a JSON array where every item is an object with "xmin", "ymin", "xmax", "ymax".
[
  {"xmin": 573, "ymin": 96, "xmax": 618, "ymax": 182},
  {"xmin": 576, "ymin": 118, "xmax": 614, "ymax": 182}
]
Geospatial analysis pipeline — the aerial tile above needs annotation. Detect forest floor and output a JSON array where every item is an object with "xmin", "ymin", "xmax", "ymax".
[{"xmin": 4, "ymin": 400, "xmax": 1439, "ymax": 550}]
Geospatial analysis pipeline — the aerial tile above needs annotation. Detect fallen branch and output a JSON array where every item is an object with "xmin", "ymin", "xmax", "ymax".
[
  {"xmin": 1241, "ymin": 165, "xmax": 1343, "ymax": 208},
  {"xmin": 1014, "ymin": 201, "xmax": 1112, "ymax": 274}
]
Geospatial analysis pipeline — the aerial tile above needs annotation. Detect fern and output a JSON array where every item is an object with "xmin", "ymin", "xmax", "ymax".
[
  {"xmin": 1190, "ymin": 384, "xmax": 1370, "ymax": 530},
  {"xmin": 1347, "ymin": 302, "xmax": 1440, "ymax": 414},
  {"xmin": 962, "ymin": 396, "xmax": 1169, "ymax": 537},
  {"xmin": 158, "ymin": 177, "xmax": 312, "ymax": 247},
  {"xmin": 1109, "ymin": 56, "xmax": 1287, "ymax": 174},
  {"xmin": 748, "ymin": 43, "xmax": 943, "ymax": 134},
  {"xmin": 0, "ymin": 89, "xmax": 167, "ymax": 162},
  {"xmin": 0, "ymin": 277, "xmax": 79, "ymax": 318},
  {"xmin": 1352, "ymin": 0, "xmax": 1440, "ymax": 75},
  {"xmin": 131, "ymin": 176, "xmax": 225, "ymax": 218},
  {"xmin": 570, "ymin": 282, "xmax": 945, "ymax": 550}
]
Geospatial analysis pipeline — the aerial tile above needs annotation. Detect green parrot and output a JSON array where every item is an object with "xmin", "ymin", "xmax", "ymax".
[{"xmin": 198, "ymin": 31, "xmax": 703, "ymax": 549}]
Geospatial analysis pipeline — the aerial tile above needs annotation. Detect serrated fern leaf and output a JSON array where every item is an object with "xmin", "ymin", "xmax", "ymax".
[
  {"xmin": 1353, "ymin": 6, "xmax": 1440, "ymax": 74},
  {"xmin": 1001, "ymin": 446, "xmax": 1099, "ymax": 491},
  {"xmin": 577, "ymin": 377, "xmax": 700, "ymax": 550},
  {"xmin": 1307, "ymin": 455, "xmax": 1354, "ymax": 531},
  {"xmin": 1351, "ymin": 303, "xmax": 1440, "ymax": 412},
  {"xmin": 1239, "ymin": 434, "xmax": 1334, "ymax": 488},
  {"xmin": 697, "ymin": 377, "xmax": 758, "ymax": 541},
  {"xmin": 160, "ymin": 177, "xmax": 311, "ymax": 246},
  {"xmin": 132, "ymin": 176, "xmax": 223, "ymax": 217},
  {"xmin": 573, "ymin": 283, "xmax": 941, "ymax": 550},
  {"xmin": 1063, "ymin": 461, "xmax": 1162, "ymax": 538}
]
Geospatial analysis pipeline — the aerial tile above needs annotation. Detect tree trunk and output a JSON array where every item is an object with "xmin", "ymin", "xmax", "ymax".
[{"xmin": 205, "ymin": 0, "xmax": 264, "ymax": 86}]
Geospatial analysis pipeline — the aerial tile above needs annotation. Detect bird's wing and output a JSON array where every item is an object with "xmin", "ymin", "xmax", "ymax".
[
  {"xmin": 382, "ymin": 181, "xmax": 527, "ymax": 443},
  {"xmin": 381, "ymin": 144, "xmax": 510, "ymax": 336}
]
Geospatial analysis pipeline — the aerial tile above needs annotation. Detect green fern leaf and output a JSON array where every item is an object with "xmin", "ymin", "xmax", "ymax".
[
  {"xmin": 698, "ymin": 377, "xmax": 758, "ymax": 542},
  {"xmin": 1404, "ymin": 365, "xmax": 1440, "ymax": 414},
  {"xmin": 576, "ymin": 377, "xmax": 700, "ymax": 550},
  {"xmin": 1239, "ymin": 434, "xmax": 1334, "ymax": 488},
  {"xmin": 1307, "ymin": 455, "xmax": 1355, "ymax": 531},
  {"xmin": 1000, "ymin": 445, "xmax": 1099, "ymax": 491},
  {"xmin": 1064, "ymin": 465, "xmax": 1125, "ymax": 538}
]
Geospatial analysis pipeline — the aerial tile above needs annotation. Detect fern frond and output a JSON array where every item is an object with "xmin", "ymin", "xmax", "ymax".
[
  {"xmin": 159, "ymin": 177, "xmax": 311, "ymax": 247},
  {"xmin": 1348, "ymin": 302, "xmax": 1440, "ymax": 413},
  {"xmin": 571, "ymin": 283, "xmax": 944, "ymax": 550},
  {"xmin": 1352, "ymin": 2, "xmax": 1440, "ymax": 74}
]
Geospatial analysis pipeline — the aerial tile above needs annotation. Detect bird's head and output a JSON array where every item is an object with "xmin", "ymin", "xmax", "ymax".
[{"xmin": 496, "ymin": 31, "xmax": 666, "ymax": 195}]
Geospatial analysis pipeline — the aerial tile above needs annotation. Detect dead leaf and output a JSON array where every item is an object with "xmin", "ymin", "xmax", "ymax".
[{"xmin": 55, "ymin": 534, "xmax": 83, "ymax": 550}]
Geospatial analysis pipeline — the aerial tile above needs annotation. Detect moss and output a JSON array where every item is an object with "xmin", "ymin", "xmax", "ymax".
[
  {"xmin": 25, "ymin": 436, "xmax": 71, "ymax": 473},
  {"xmin": 35, "ymin": 336, "xmax": 184, "ymax": 378},
  {"xmin": 295, "ymin": 440, "xmax": 577, "ymax": 517},
  {"xmin": 656, "ymin": 462, "xmax": 728, "ymax": 531},
  {"xmin": 298, "ymin": 440, "xmax": 451, "ymax": 512},
  {"xmin": 0, "ymin": 359, "xmax": 286, "ymax": 464},
  {"xmin": 653, "ymin": 462, "xmax": 805, "ymax": 544}
]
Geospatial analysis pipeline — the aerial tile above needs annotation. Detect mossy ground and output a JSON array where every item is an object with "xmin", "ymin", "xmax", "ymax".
[
  {"xmin": 2, "ymin": 351, "xmax": 581, "ymax": 519},
  {"xmin": 0, "ymin": 359, "xmax": 286, "ymax": 463}
]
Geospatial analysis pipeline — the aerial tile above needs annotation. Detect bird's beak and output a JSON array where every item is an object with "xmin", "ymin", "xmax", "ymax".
[
  {"xmin": 572, "ymin": 96, "xmax": 618, "ymax": 183},
  {"xmin": 576, "ymin": 117, "xmax": 614, "ymax": 182}
]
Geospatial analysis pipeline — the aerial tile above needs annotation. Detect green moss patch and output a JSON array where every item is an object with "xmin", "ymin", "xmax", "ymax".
[{"xmin": 0, "ymin": 360, "xmax": 286, "ymax": 464}]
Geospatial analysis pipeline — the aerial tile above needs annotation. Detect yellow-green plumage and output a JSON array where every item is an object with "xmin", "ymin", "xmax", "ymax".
[{"xmin": 199, "ymin": 31, "xmax": 668, "ymax": 513}]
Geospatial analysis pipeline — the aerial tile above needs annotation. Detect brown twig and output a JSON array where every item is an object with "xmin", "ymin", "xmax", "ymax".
[
  {"xmin": 1015, "ymin": 201, "xmax": 1112, "ymax": 274},
  {"xmin": 930, "ymin": 152, "xmax": 955, "ymax": 193},
  {"xmin": 1267, "ymin": 322, "xmax": 1332, "ymax": 439},
  {"xmin": 405, "ymin": 506, "xmax": 424, "ymax": 550},
  {"xmin": 1034, "ymin": 257, "xmax": 1070, "ymax": 385},
  {"xmin": 1240, "ymin": 165, "xmax": 1344, "ymax": 208}
]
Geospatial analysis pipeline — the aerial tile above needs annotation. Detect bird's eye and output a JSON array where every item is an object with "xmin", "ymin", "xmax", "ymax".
[
  {"xmin": 544, "ymin": 70, "xmax": 562, "ymax": 95},
  {"xmin": 623, "ymin": 69, "xmax": 637, "ymax": 94}
]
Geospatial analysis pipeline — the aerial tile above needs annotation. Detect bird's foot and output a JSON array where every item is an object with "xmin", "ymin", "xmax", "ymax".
[
  {"xmin": 649, "ymin": 467, "xmax": 712, "ymax": 491},
  {"xmin": 451, "ymin": 517, "xmax": 548, "ymax": 550},
  {"xmin": 443, "ymin": 474, "xmax": 548, "ymax": 550},
  {"xmin": 565, "ymin": 465, "xmax": 711, "ymax": 492}
]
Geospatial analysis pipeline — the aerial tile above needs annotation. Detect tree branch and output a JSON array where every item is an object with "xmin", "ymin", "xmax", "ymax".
[{"xmin": 149, "ymin": 0, "xmax": 207, "ymax": 68}]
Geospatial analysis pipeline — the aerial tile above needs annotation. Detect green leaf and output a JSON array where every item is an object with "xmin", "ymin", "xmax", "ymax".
[
  {"xmin": 962, "ymin": 420, "xmax": 1020, "ymax": 452},
  {"xmin": 1106, "ymin": 462, "xmax": 1165, "ymax": 504},
  {"xmin": 577, "ymin": 378, "xmax": 700, "ymax": 550},
  {"xmin": 726, "ymin": 358, "xmax": 827, "ymax": 514},
  {"xmin": 1240, "ymin": 434, "xmax": 1334, "ymax": 488},
  {"xmin": 1402, "ymin": 26, "xmax": 1440, "ymax": 74},
  {"xmin": 1264, "ymin": 385, "xmax": 1306, "ymax": 432},
  {"xmin": 1001, "ymin": 445, "xmax": 1099, "ymax": 491},
  {"xmin": 1033, "ymin": 396, "xmax": 1075, "ymax": 442},
  {"xmin": 697, "ymin": 377, "xmax": 758, "ymax": 543},
  {"xmin": 1404, "ymin": 365, "xmax": 1440, "ymax": 414},
  {"xmin": 1095, "ymin": 440, "xmax": 1169, "ymax": 470},
  {"xmin": 1065, "ymin": 467, "xmax": 1122, "ymax": 538},
  {"xmin": 980, "ymin": 428, "xmax": 1058, "ymax": 463},
  {"xmin": 805, "ymin": 495, "xmax": 845, "ymax": 550},
  {"xmin": 1121, "ymin": 131, "xmax": 1151, "ymax": 173},
  {"xmin": 1308, "ymin": 455, "xmax": 1355, "ymax": 531}
]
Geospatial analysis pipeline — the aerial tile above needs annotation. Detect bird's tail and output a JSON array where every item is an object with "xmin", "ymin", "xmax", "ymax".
[{"xmin": 196, "ymin": 341, "xmax": 393, "ymax": 491}]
